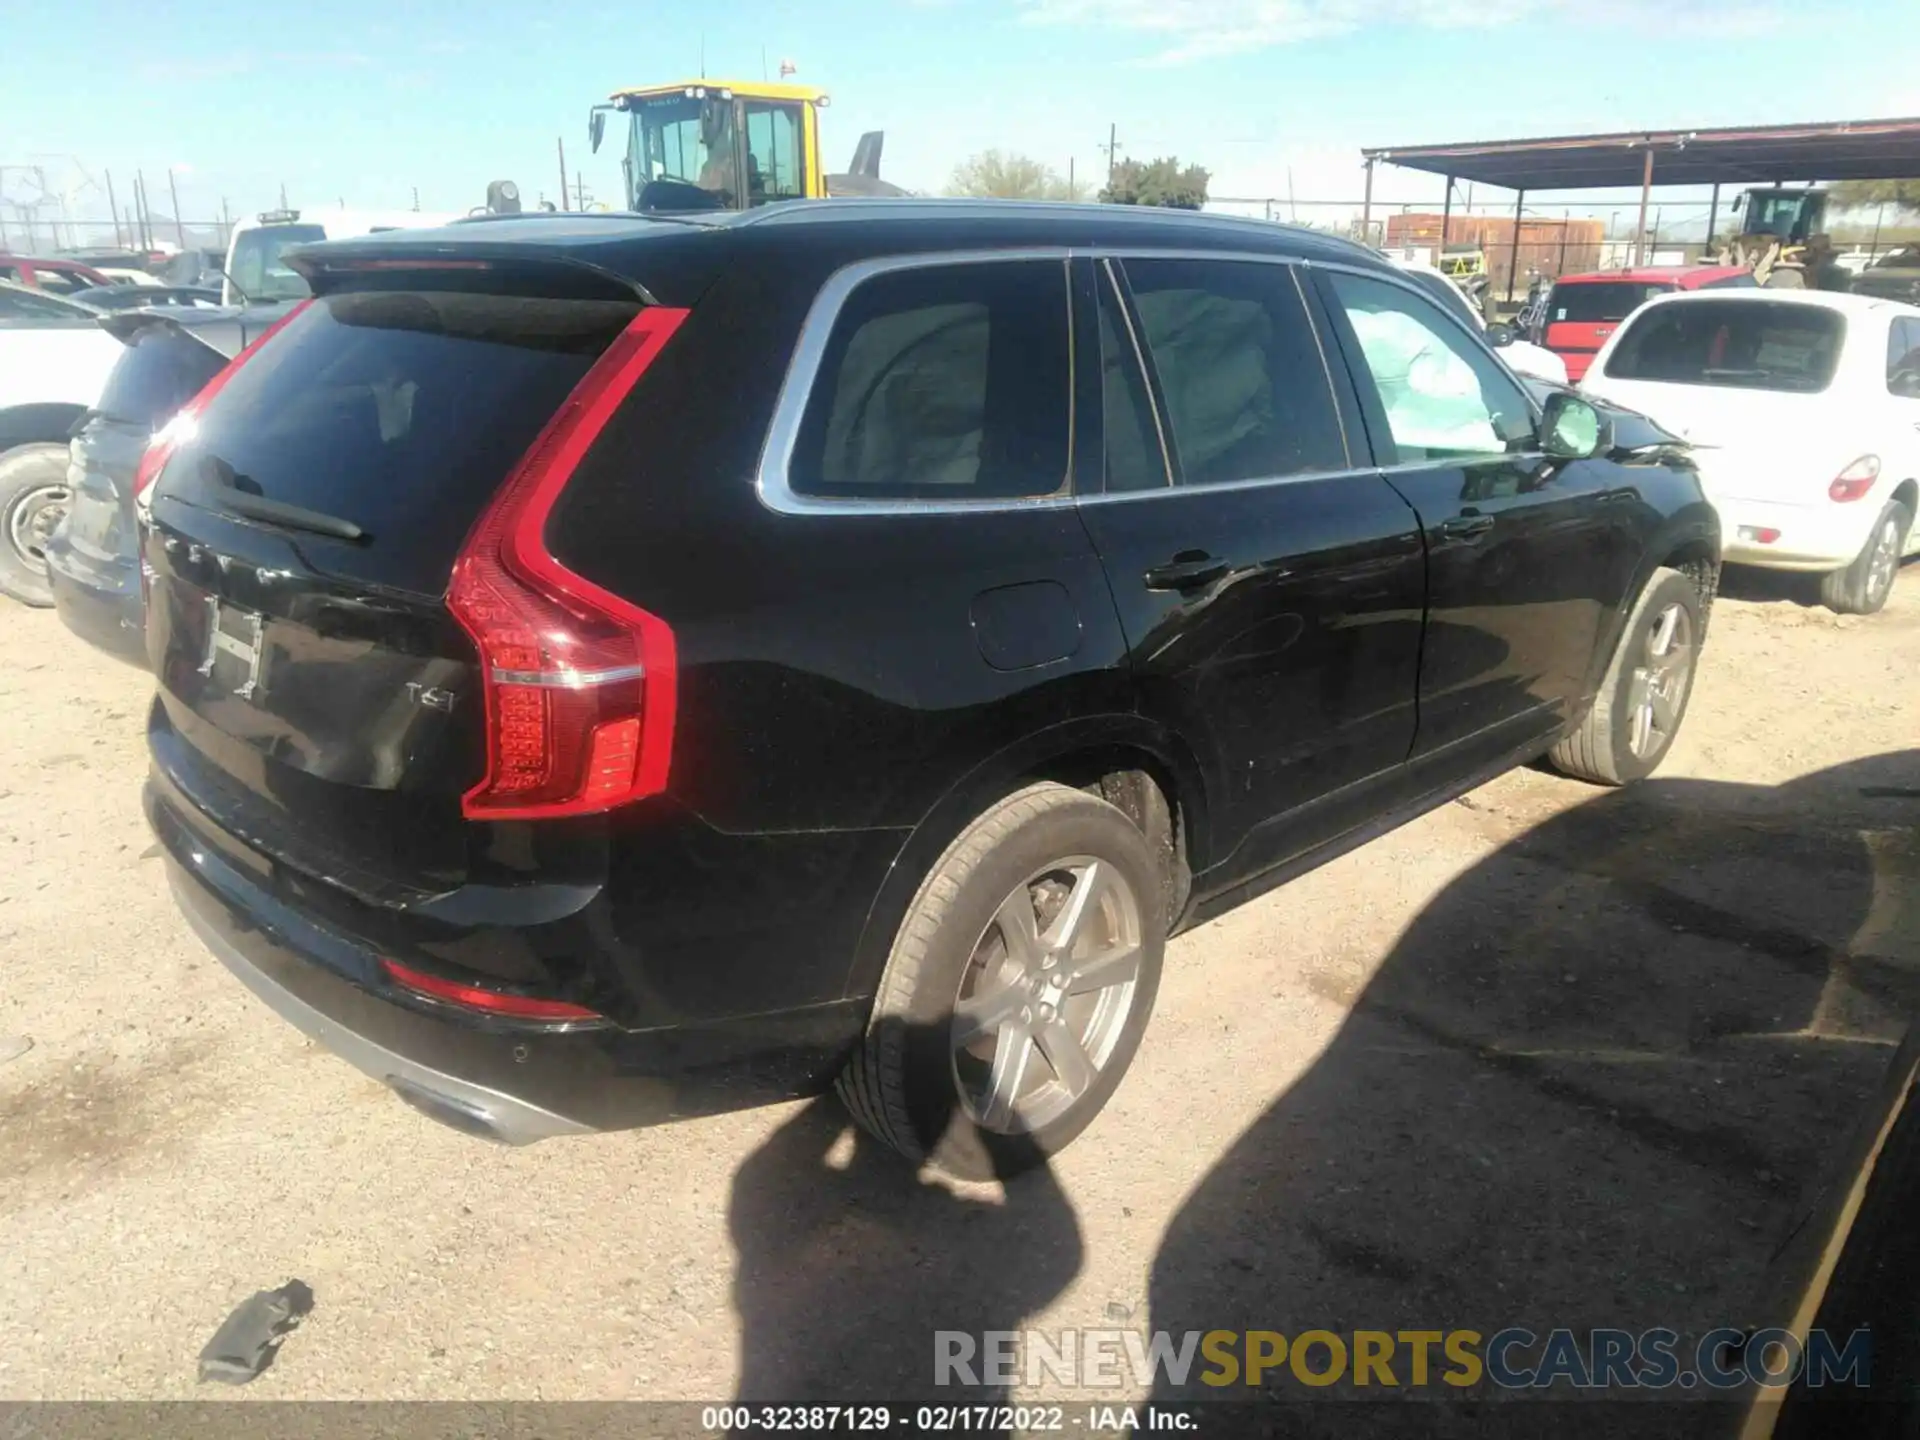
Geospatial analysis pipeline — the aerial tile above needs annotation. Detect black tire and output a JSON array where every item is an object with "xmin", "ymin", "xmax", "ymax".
[
  {"xmin": 1550, "ymin": 566, "xmax": 1702, "ymax": 787},
  {"xmin": 837, "ymin": 781, "xmax": 1165, "ymax": 1181},
  {"xmin": 0, "ymin": 443, "xmax": 72, "ymax": 608},
  {"xmin": 1819, "ymin": 501, "xmax": 1910, "ymax": 616}
]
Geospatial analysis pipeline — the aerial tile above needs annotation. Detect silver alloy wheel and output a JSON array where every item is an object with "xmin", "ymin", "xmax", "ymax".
[
  {"xmin": 1866, "ymin": 515, "xmax": 1901, "ymax": 606},
  {"xmin": 1625, "ymin": 602, "xmax": 1694, "ymax": 760},
  {"xmin": 950, "ymin": 856, "xmax": 1144, "ymax": 1134},
  {"xmin": 6, "ymin": 482, "xmax": 71, "ymax": 577}
]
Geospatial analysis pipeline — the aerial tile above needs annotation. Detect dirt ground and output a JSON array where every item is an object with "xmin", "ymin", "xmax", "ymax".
[{"xmin": 0, "ymin": 566, "xmax": 1915, "ymax": 1407}]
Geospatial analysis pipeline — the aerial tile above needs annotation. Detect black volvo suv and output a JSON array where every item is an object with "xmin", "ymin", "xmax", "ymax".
[{"xmin": 143, "ymin": 202, "xmax": 1718, "ymax": 1177}]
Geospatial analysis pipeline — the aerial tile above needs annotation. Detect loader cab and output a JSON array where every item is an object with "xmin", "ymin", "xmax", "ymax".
[
  {"xmin": 592, "ymin": 81, "xmax": 828, "ymax": 212},
  {"xmin": 1735, "ymin": 188, "xmax": 1828, "ymax": 247}
]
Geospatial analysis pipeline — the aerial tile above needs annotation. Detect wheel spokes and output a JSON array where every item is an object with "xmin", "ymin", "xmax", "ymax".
[
  {"xmin": 1033, "ymin": 1015, "xmax": 1096, "ymax": 1098},
  {"xmin": 1064, "ymin": 942, "xmax": 1142, "ymax": 996},
  {"xmin": 978, "ymin": 1024, "xmax": 1037, "ymax": 1130},
  {"xmin": 993, "ymin": 887, "xmax": 1043, "ymax": 972},
  {"xmin": 953, "ymin": 977, "xmax": 1028, "ymax": 1049}
]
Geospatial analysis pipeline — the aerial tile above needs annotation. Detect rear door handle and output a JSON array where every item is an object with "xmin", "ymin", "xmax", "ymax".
[
  {"xmin": 1143, "ymin": 554, "xmax": 1230, "ymax": 591},
  {"xmin": 1438, "ymin": 513, "xmax": 1496, "ymax": 541}
]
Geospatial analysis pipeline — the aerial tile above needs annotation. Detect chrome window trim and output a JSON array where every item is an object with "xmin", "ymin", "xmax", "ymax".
[
  {"xmin": 753, "ymin": 244, "xmax": 1546, "ymax": 520},
  {"xmin": 753, "ymin": 248, "xmax": 1081, "ymax": 517}
]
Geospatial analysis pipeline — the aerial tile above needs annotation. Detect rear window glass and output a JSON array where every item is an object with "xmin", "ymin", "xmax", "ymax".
[
  {"xmin": 1602, "ymin": 300, "xmax": 1845, "ymax": 393},
  {"xmin": 1547, "ymin": 281, "xmax": 1673, "ymax": 325},
  {"xmin": 789, "ymin": 261, "xmax": 1071, "ymax": 501},
  {"xmin": 97, "ymin": 325, "xmax": 227, "ymax": 427},
  {"xmin": 167, "ymin": 290, "xmax": 638, "ymax": 591},
  {"xmin": 1700, "ymin": 272, "xmax": 1758, "ymax": 291}
]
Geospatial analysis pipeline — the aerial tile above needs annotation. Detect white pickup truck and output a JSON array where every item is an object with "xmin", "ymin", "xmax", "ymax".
[{"xmin": 0, "ymin": 281, "xmax": 124, "ymax": 605}]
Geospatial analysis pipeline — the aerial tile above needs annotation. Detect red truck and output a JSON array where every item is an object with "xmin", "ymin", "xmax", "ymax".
[
  {"xmin": 1540, "ymin": 264, "xmax": 1755, "ymax": 382},
  {"xmin": 0, "ymin": 255, "xmax": 111, "ymax": 298}
]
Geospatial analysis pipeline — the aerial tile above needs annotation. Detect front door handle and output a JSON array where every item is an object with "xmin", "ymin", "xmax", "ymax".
[
  {"xmin": 1143, "ymin": 553, "xmax": 1230, "ymax": 591},
  {"xmin": 1438, "ymin": 513, "xmax": 1496, "ymax": 541}
]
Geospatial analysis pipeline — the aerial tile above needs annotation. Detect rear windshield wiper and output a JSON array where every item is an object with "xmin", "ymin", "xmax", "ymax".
[
  {"xmin": 215, "ymin": 489, "xmax": 367, "ymax": 541},
  {"xmin": 188, "ymin": 469, "xmax": 368, "ymax": 541}
]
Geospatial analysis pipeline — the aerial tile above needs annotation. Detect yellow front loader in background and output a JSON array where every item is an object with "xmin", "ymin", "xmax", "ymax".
[{"xmin": 588, "ymin": 80, "xmax": 900, "ymax": 213}]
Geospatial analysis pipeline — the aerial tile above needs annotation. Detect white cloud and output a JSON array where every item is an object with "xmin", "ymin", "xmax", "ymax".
[{"xmin": 1019, "ymin": 0, "xmax": 1779, "ymax": 62}]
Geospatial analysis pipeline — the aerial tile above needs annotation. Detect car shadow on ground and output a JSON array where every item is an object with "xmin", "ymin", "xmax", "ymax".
[
  {"xmin": 726, "ymin": 1088, "xmax": 1082, "ymax": 1404},
  {"xmin": 720, "ymin": 753, "xmax": 1920, "ymax": 1430},
  {"xmin": 1717, "ymin": 558, "xmax": 1920, "ymax": 610},
  {"xmin": 1148, "ymin": 749, "xmax": 1920, "ymax": 1433}
]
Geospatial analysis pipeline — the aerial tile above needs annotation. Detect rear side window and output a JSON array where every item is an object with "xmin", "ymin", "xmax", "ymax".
[
  {"xmin": 1548, "ymin": 281, "xmax": 1672, "ymax": 324},
  {"xmin": 169, "ymin": 290, "xmax": 639, "ymax": 591},
  {"xmin": 789, "ymin": 260, "xmax": 1070, "ymax": 501},
  {"xmin": 1119, "ymin": 257, "xmax": 1346, "ymax": 487},
  {"xmin": 1890, "ymin": 317, "xmax": 1920, "ymax": 398},
  {"xmin": 1603, "ymin": 300, "xmax": 1845, "ymax": 393},
  {"xmin": 96, "ymin": 325, "xmax": 227, "ymax": 427},
  {"xmin": 1097, "ymin": 265, "xmax": 1169, "ymax": 493}
]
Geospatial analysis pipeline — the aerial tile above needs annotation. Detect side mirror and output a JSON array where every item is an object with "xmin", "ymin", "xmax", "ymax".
[
  {"xmin": 1540, "ymin": 392, "xmax": 1612, "ymax": 460},
  {"xmin": 588, "ymin": 108, "xmax": 607, "ymax": 154},
  {"xmin": 1486, "ymin": 321, "xmax": 1517, "ymax": 348}
]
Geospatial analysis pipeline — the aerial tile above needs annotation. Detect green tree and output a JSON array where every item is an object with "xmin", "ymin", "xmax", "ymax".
[
  {"xmin": 1830, "ymin": 179, "xmax": 1920, "ymax": 213},
  {"xmin": 1101, "ymin": 157, "xmax": 1211, "ymax": 210},
  {"xmin": 947, "ymin": 150, "xmax": 1083, "ymax": 201}
]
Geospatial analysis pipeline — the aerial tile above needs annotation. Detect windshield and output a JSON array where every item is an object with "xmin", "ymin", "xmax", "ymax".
[
  {"xmin": 1602, "ymin": 300, "xmax": 1844, "ymax": 394},
  {"xmin": 1743, "ymin": 191, "xmax": 1816, "ymax": 242},
  {"xmin": 1547, "ymin": 281, "xmax": 1672, "ymax": 326},
  {"xmin": 228, "ymin": 224, "xmax": 327, "ymax": 302},
  {"xmin": 629, "ymin": 94, "xmax": 737, "ymax": 207}
]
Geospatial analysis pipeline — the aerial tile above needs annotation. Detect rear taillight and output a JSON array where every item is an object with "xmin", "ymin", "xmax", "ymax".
[
  {"xmin": 448, "ymin": 306, "xmax": 689, "ymax": 822},
  {"xmin": 133, "ymin": 298, "xmax": 314, "ymax": 505},
  {"xmin": 1829, "ymin": 456, "xmax": 1881, "ymax": 503},
  {"xmin": 381, "ymin": 958, "xmax": 603, "ymax": 1023}
]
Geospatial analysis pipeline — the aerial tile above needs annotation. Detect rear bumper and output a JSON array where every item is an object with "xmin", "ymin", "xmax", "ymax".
[
  {"xmin": 43, "ymin": 536, "xmax": 144, "ymax": 667},
  {"xmin": 150, "ymin": 780, "xmax": 870, "ymax": 1144},
  {"xmin": 1709, "ymin": 494, "xmax": 1877, "ymax": 571}
]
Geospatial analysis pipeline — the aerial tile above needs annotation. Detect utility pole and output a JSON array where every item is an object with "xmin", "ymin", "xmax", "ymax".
[
  {"xmin": 105, "ymin": 169, "xmax": 122, "ymax": 247},
  {"xmin": 279, "ymin": 182, "xmax": 289, "ymax": 211},
  {"xmin": 220, "ymin": 196, "xmax": 232, "ymax": 244},
  {"xmin": 168, "ymin": 167, "xmax": 187, "ymax": 250},
  {"xmin": 1101, "ymin": 123, "xmax": 1122, "ymax": 193},
  {"xmin": 135, "ymin": 170, "xmax": 150, "ymax": 250},
  {"xmin": 557, "ymin": 137, "xmax": 570, "ymax": 211},
  {"xmin": 412, "ymin": 186, "xmax": 420, "ymax": 212},
  {"xmin": 575, "ymin": 171, "xmax": 586, "ymax": 209}
]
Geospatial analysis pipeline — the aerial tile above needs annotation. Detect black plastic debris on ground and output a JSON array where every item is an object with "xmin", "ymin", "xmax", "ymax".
[{"xmin": 197, "ymin": 1280, "xmax": 315, "ymax": 1384}]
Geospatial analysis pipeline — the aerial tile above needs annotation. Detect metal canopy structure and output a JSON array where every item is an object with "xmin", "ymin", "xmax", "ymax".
[
  {"xmin": 1361, "ymin": 116, "xmax": 1920, "ymax": 191},
  {"xmin": 1358, "ymin": 116, "xmax": 1920, "ymax": 298}
]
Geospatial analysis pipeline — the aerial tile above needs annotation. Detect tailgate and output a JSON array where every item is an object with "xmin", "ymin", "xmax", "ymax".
[{"xmin": 144, "ymin": 281, "xmax": 648, "ymax": 898}]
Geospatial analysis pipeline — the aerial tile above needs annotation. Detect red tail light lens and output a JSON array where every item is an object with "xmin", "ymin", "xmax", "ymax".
[
  {"xmin": 381, "ymin": 959, "xmax": 603, "ymax": 1022},
  {"xmin": 448, "ymin": 306, "xmax": 689, "ymax": 821},
  {"xmin": 133, "ymin": 299, "xmax": 314, "ymax": 504},
  {"xmin": 1829, "ymin": 456, "xmax": 1881, "ymax": 503}
]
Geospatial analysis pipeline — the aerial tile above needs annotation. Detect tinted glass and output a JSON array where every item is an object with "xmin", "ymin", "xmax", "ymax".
[
  {"xmin": 166, "ymin": 290, "xmax": 639, "ymax": 591},
  {"xmin": 33, "ymin": 268, "xmax": 93, "ymax": 296},
  {"xmin": 1700, "ymin": 272, "xmax": 1758, "ymax": 291},
  {"xmin": 1326, "ymin": 271, "xmax": 1534, "ymax": 465},
  {"xmin": 96, "ymin": 325, "xmax": 228, "ymax": 427},
  {"xmin": 1603, "ymin": 300, "xmax": 1845, "ymax": 394},
  {"xmin": 1889, "ymin": 318, "xmax": 1920, "ymax": 398},
  {"xmin": 228, "ymin": 224, "xmax": 327, "ymax": 302},
  {"xmin": 1121, "ymin": 258, "xmax": 1346, "ymax": 487},
  {"xmin": 744, "ymin": 101, "xmax": 805, "ymax": 205},
  {"xmin": 1097, "ymin": 266, "xmax": 1167, "ymax": 493},
  {"xmin": 790, "ymin": 261, "xmax": 1071, "ymax": 501},
  {"xmin": 1547, "ymin": 281, "xmax": 1672, "ymax": 325}
]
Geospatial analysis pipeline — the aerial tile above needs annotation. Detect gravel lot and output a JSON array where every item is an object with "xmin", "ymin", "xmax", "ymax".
[{"xmin": 1, "ymin": 568, "xmax": 1916, "ymax": 1405}]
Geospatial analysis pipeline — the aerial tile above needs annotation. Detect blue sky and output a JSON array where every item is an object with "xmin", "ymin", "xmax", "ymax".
[{"xmin": 4, "ymin": 0, "xmax": 1917, "ymax": 239}]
